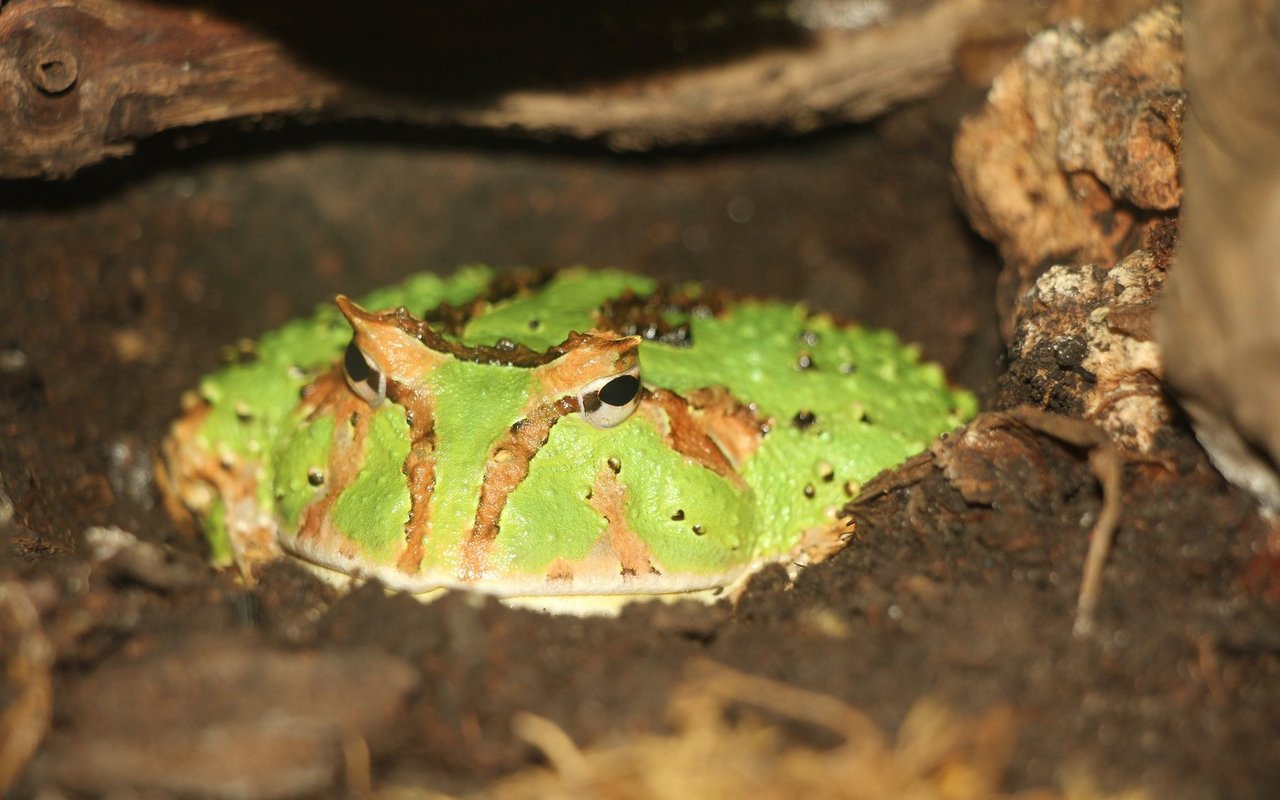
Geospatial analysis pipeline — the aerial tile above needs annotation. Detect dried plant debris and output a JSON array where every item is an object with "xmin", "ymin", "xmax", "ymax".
[
  {"xmin": 82, "ymin": 524, "xmax": 206, "ymax": 592},
  {"xmin": 0, "ymin": 580, "xmax": 53, "ymax": 797},
  {"xmin": 479, "ymin": 661, "xmax": 1144, "ymax": 800},
  {"xmin": 953, "ymin": 3, "xmax": 1183, "ymax": 331},
  {"xmin": 1001, "ymin": 249, "xmax": 1172, "ymax": 453}
]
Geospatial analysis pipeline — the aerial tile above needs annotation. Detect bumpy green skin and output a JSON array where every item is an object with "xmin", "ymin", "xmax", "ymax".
[{"xmin": 185, "ymin": 267, "xmax": 976, "ymax": 593}]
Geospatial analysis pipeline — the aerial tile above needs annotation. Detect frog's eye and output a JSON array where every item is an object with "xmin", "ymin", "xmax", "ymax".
[
  {"xmin": 579, "ymin": 368, "xmax": 642, "ymax": 429},
  {"xmin": 343, "ymin": 338, "xmax": 386, "ymax": 406}
]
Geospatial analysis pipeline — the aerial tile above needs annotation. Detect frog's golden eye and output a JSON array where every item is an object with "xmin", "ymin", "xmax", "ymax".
[
  {"xmin": 343, "ymin": 338, "xmax": 386, "ymax": 406},
  {"xmin": 579, "ymin": 368, "xmax": 642, "ymax": 429}
]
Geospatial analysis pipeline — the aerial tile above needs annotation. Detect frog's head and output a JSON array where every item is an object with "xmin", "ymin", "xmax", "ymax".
[{"xmin": 334, "ymin": 295, "xmax": 643, "ymax": 429}]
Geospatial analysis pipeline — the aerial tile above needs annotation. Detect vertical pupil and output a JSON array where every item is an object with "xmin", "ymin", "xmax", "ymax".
[
  {"xmin": 599, "ymin": 374, "xmax": 640, "ymax": 407},
  {"xmin": 344, "ymin": 339, "xmax": 370, "ymax": 383}
]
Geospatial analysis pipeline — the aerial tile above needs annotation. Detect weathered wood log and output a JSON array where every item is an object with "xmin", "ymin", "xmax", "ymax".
[
  {"xmin": 1159, "ymin": 0, "xmax": 1280, "ymax": 508},
  {"xmin": 0, "ymin": 0, "xmax": 999, "ymax": 179}
]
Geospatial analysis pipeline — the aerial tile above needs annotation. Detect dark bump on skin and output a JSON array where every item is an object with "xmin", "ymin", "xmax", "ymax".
[
  {"xmin": 607, "ymin": 457, "xmax": 622, "ymax": 474},
  {"xmin": 796, "ymin": 352, "xmax": 815, "ymax": 371},
  {"xmin": 349, "ymin": 411, "xmax": 361, "ymax": 428},
  {"xmin": 792, "ymin": 410, "xmax": 818, "ymax": 430},
  {"xmin": 692, "ymin": 524, "xmax": 705, "ymax": 535},
  {"xmin": 585, "ymin": 488, "xmax": 593, "ymax": 500},
  {"xmin": 671, "ymin": 509, "xmax": 685, "ymax": 521},
  {"xmin": 528, "ymin": 318, "xmax": 541, "ymax": 330},
  {"xmin": 804, "ymin": 483, "xmax": 816, "ymax": 499},
  {"xmin": 839, "ymin": 362, "xmax": 857, "ymax": 375},
  {"xmin": 798, "ymin": 329, "xmax": 820, "ymax": 346},
  {"xmin": 510, "ymin": 418, "xmax": 526, "ymax": 434},
  {"xmin": 307, "ymin": 468, "xmax": 325, "ymax": 487},
  {"xmin": 234, "ymin": 402, "xmax": 253, "ymax": 422},
  {"xmin": 594, "ymin": 284, "xmax": 723, "ymax": 347}
]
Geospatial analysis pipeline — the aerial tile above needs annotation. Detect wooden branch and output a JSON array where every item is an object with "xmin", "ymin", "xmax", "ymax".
[{"xmin": 0, "ymin": 0, "xmax": 996, "ymax": 179}]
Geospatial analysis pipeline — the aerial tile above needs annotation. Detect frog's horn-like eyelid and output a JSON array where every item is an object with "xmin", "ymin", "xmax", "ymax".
[
  {"xmin": 334, "ymin": 295, "xmax": 372, "ymax": 327},
  {"xmin": 335, "ymin": 295, "xmax": 404, "ymax": 343}
]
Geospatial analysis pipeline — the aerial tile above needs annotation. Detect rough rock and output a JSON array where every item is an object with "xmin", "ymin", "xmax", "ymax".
[
  {"xmin": 1000, "ymin": 249, "xmax": 1171, "ymax": 452},
  {"xmin": 953, "ymin": 4, "xmax": 1183, "ymax": 334}
]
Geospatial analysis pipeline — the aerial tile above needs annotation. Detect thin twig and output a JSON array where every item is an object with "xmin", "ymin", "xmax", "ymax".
[{"xmin": 0, "ymin": 580, "xmax": 54, "ymax": 795}]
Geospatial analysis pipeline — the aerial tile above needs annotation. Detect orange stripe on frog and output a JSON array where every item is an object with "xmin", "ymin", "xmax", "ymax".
[
  {"xmin": 639, "ymin": 386, "xmax": 765, "ymax": 489},
  {"xmin": 390, "ymin": 382, "xmax": 437, "ymax": 575},
  {"xmin": 458, "ymin": 394, "xmax": 579, "ymax": 581},
  {"xmin": 296, "ymin": 368, "xmax": 371, "ymax": 560},
  {"xmin": 587, "ymin": 465, "xmax": 658, "ymax": 577}
]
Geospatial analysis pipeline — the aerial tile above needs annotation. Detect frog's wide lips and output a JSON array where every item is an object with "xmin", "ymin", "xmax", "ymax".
[{"xmin": 286, "ymin": 532, "xmax": 757, "ymax": 600}]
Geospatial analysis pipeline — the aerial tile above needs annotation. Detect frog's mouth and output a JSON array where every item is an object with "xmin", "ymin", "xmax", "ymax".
[
  {"xmin": 285, "ymin": 536, "xmax": 753, "ymax": 611},
  {"xmin": 289, "ymin": 553, "xmax": 739, "ymax": 617}
]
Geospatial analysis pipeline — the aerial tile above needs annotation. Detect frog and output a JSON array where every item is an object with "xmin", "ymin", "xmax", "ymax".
[{"xmin": 158, "ymin": 267, "xmax": 975, "ymax": 607}]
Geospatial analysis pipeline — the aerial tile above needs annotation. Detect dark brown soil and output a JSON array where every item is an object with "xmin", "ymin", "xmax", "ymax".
[{"xmin": 3, "ymin": 89, "xmax": 1279, "ymax": 798}]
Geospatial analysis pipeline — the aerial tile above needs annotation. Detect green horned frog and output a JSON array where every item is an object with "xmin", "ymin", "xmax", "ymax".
[{"xmin": 159, "ymin": 267, "xmax": 974, "ymax": 607}]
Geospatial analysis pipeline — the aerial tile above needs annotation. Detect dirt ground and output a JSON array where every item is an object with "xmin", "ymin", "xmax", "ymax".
[{"xmin": 3, "ymin": 83, "xmax": 1279, "ymax": 798}]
